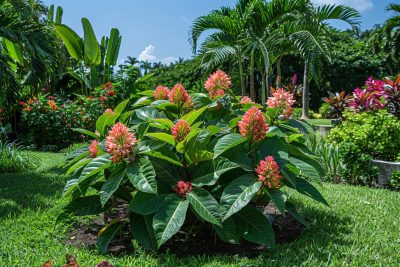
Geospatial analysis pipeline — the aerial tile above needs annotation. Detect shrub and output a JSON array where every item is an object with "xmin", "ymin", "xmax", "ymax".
[
  {"xmin": 0, "ymin": 140, "xmax": 39, "ymax": 172},
  {"xmin": 20, "ymin": 83, "xmax": 119, "ymax": 150},
  {"xmin": 327, "ymin": 110, "xmax": 400, "ymax": 185},
  {"xmin": 58, "ymin": 72, "xmax": 327, "ymax": 253},
  {"xmin": 388, "ymin": 171, "xmax": 400, "ymax": 190},
  {"xmin": 322, "ymin": 91, "xmax": 350, "ymax": 119}
]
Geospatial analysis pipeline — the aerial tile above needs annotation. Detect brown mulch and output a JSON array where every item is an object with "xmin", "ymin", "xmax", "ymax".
[{"xmin": 66, "ymin": 202, "xmax": 305, "ymax": 257}]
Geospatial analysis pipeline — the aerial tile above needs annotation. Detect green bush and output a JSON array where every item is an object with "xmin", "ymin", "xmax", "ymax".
[
  {"xmin": 319, "ymin": 103, "xmax": 332, "ymax": 119},
  {"xmin": 388, "ymin": 171, "xmax": 400, "ymax": 190},
  {"xmin": 327, "ymin": 110, "xmax": 400, "ymax": 185},
  {"xmin": 0, "ymin": 141, "xmax": 39, "ymax": 172}
]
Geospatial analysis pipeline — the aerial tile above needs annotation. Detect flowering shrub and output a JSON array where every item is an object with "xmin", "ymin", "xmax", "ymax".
[
  {"xmin": 267, "ymin": 88, "xmax": 296, "ymax": 119},
  {"xmin": 20, "ymin": 83, "xmax": 119, "ymax": 150},
  {"xmin": 204, "ymin": 69, "xmax": 231, "ymax": 98},
  {"xmin": 58, "ymin": 72, "xmax": 327, "ymax": 253}
]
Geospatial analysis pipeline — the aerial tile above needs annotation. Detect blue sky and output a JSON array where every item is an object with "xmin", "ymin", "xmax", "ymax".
[{"xmin": 44, "ymin": 0, "xmax": 394, "ymax": 65}]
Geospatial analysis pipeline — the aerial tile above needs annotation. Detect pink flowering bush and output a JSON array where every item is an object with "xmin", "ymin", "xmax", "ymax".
[
  {"xmin": 153, "ymin": 85, "xmax": 170, "ymax": 100},
  {"xmin": 59, "ymin": 70, "xmax": 326, "ymax": 253},
  {"xmin": 204, "ymin": 69, "xmax": 231, "ymax": 98},
  {"xmin": 267, "ymin": 88, "xmax": 296, "ymax": 119}
]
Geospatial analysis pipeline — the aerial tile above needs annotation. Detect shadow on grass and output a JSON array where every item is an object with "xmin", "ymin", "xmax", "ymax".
[{"xmin": 0, "ymin": 166, "xmax": 67, "ymax": 219}]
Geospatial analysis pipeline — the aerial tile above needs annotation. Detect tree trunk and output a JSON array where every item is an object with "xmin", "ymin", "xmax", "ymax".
[
  {"xmin": 276, "ymin": 58, "xmax": 282, "ymax": 89},
  {"xmin": 301, "ymin": 61, "xmax": 310, "ymax": 120},
  {"xmin": 250, "ymin": 51, "xmax": 256, "ymax": 101},
  {"xmin": 238, "ymin": 51, "xmax": 246, "ymax": 96}
]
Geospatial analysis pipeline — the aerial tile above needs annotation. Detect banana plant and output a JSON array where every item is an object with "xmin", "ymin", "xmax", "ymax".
[{"xmin": 54, "ymin": 18, "xmax": 121, "ymax": 94}]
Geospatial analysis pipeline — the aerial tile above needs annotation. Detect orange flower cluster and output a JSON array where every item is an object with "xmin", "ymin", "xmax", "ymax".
[
  {"xmin": 267, "ymin": 88, "xmax": 296, "ymax": 119},
  {"xmin": 204, "ymin": 69, "xmax": 231, "ymax": 98},
  {"xmin": 171, "ymin": 119, "xmax": 191, "ymax": 142},
  {"xmin": 256, "ymin": 156, "xmax": 282, "ymax": 189},
  {"xmin": 105, "ymin": 123, "xmax": 137, "ymax": 163},
  {"xmin": 154, "ymin": 85, "xmax": 170, "ymax": 100},
  {"xmin": 238, "ymin": 107, "xmax": 269, "ymax": 143},
  {"xmin": 174, "ymin": 180, "xmax": 192, "ymax": 197},
  {"xmin": 169, "ymin": 84, "xmax": 192, "ymax": 108}
]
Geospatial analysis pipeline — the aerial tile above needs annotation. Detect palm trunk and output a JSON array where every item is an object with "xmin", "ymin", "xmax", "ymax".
[
  {"xmin": 301, "ymin": 61, "xmax": 310, "ymax": 120},
  {"xmin": 276, "ymin": 58, "xmax": 282, "ymax": 89},
  {"xmin": 238, "ymin": 51, "xmax": 246, "ymax": 96},
  {"xmin": 250, "ymin": 51, "xmax": 256, "ymax": 101},
  {"xmin": 260, "ymin": 69, "xmax": 266, "ymax": 107}
]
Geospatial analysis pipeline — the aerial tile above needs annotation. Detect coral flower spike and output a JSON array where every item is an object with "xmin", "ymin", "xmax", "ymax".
[
  {"xmin": 154, "ymin": 85, "xmax": 170, "ymax": 100},
  {"xmin": 238, "ymin": 106, "xmax": 269, "ymax": 143},
  {"xmin": 256, "ymin": 156, "xmax": 282, "ymax": 189},
  {"xmin": 169, "ymin": 83, "xmax": 190, "ymax": 107},
  {"xmin": 171, "ymin": 119, "xmax": 191, "ymax": 142},
  {"xmin": 105, "ymin": 123, "xmax": 137, "ymax": 163},
  {"xmin": 204, "ymin": 69, "xmax": 231, "ymax": 98}
]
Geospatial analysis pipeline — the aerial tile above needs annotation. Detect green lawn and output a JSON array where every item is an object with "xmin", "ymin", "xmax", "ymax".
[
  {"xmin": 1, "ymin": 152, "xmax": 400, "ymax": 266},
  {"xmin": 305, "ymin": 118, "xmax": 333, "ymax": 126}
]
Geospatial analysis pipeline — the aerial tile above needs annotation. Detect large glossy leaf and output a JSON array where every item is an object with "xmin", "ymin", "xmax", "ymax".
[
  {"xmin": 145, "ymin": 133, "xmax": 175, "ymax": 146},
  {"xmin": 97, "ymin": 220, "xmax": 123, "ymax": 254},
  {"xmin": 100, "ymin": 165, "xmax": 127, "ymax": 206},
  {"xmin": 213, "ymin": 133, "xmax": 247, "ymax": 159},
  {"xmin": 127, "ymin": 158, "xmax": 157, "ymax": 195},
  {"xmin": 288, "ymin": 156, "xmax": 325, "ymax": 181},
  {"xmin": 181, "ymin": 106, "xmax": 207, "ymax": 125},
  {"xmin": 266, "ymin": 189, "xmax": 287, "ymax": 214},
  {"xmin": 73, "ymin": 128, "xmax": 99, "ymax": 139},
  {"xmin": 258, "ymin": 136, "xmax": 288, "ymax": 165},
  {"xmin": 129, "ymin": 191, "xmax": 163, "ymax": 215},
  {"xmin": 105, "ymin": 28, "xmax": 120, "ymax": 66},
  {"xmin": 235, "ymin": 206, "xmax": 275, "ymax": 247},
  {"xmin": 285, "ymin": 201, "xmax": 309, "ymax": 227},
  {"xmin": 56, "ymin": 195, "xmax": 110, "ymax": 223},
  {"xmin": 187, "ymin": 188, "xmax": 222, "ymax": 226},
  {"xmin": 213, "ymin": 217, "xmax": 240, "ymax": 244},
  {"xmin": 191, "ymin": 158, "xmax": 240, "ymax": 187},
  {"xmin": 54, "ymin": 24, "xmax": 82, "ymax": 60},
  {"xmin": 288, "ymin": 119, "xmax": 314, "ymax": 134},
  {"xmin": 220, "ymin": 174, "xmax": 262, "ymax": 221},
  {"xmin": 64, "ymin": 154, "xmax": 112, "ymax": 197},
  {"xmin": 142, "ymin": 146, "xmax": 183, "ymax": 167},
  {"xmin": 66, "ymin": 158, "xmax": 92, "ymax": 175},
  {"xmin": 55, "ymin": 6, "xmax": 63, "ymax": 24},
  {"xmin": 290, "ymin": 177, "xmax": 329, "ymax": 206},
  {"xmin": 130, "ymin": 213, "xmax": 157, "ymax": 250},
  {"xmin": 153, "ymin": 195, "xmax": 189, "ymax": 248},
  {"xmin": 82, "ymin": 18, "xmax": 100, "ymax": 66},
  {"xmin": 4, "ymin": 38, "xmax": 23, "ymax": 64}
]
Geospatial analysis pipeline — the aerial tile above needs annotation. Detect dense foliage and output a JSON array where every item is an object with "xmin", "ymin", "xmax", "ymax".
[
  {"xmin": 327, "ymin": 110, "xmax": 400, "ymax": 185},
  {"xmin": 20, "ymin": 83, "xmax": 120, "ymax": 150},
  {"xmin": 58, "ymin": 71, "xmax": 327, "ymax": 253}
]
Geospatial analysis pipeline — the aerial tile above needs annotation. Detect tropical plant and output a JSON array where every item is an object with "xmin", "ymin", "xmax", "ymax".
[
  {"xmin": 384, "ymin": 3, "xmax": 400, "ymax": 62},
  {"xmin": 322, "ymin": 91, "xmax": 351, "ymax": 119},
  {"xmin": 388, "ymin": 171, "xmax": 400, "ymax": 190},
  {"xmin": 0, "ymin": 140, "xmax": 39, "ymax": 173},
  {"xmin": 57, "ymin": 71, "xmax": 327, "ymax": 253}
]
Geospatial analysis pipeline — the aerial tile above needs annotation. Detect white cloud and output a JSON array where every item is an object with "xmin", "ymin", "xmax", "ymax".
[
  {"xmin": 312, "ymin": 0, "xmax": 373, "ymax": 12},
  {"xmin": 137, "ymin": 45, "xmax": 179, "ymax": 65},
  {"xmin": 138, "ymin": 45, "xmax": 157, "ymax": 62}
]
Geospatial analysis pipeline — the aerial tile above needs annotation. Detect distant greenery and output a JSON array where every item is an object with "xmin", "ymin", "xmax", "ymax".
[{"xmin": 1, "ymin": 152, "xmax": 400, "ymax": 266}]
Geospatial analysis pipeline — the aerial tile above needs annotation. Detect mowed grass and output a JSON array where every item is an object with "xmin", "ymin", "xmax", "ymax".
[
  {"xmin": 1, "ymin": 152, "xmax": 400, "ymax": 266},
  {"xmin": 305, "ymin": 118, "xmax": 333, "ymax": 126}
]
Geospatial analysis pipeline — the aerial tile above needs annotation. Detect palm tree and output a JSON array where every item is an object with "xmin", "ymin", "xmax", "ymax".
[
  {"xmin": 0, "ymin": 0, "xmax": 58, "ymax": 106},
  {"xmin": 384, "ymin": 3, "xmax": 400, "ymax": 62},
  {"xmin": 292, "ymin": 2, "xmax": 360, "ymax": 119},
  {"xmin": 125, "ymin": 56, "xmax": 139, "ymax": 66},
  {"xmin": 140, "ymin": 60, "xmax": 152, "ymax": 75}
]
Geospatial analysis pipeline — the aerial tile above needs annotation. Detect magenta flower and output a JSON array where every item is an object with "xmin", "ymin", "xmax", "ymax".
[
  {"xmin": 171, "ymin": 119, "xmax": 191, "ymax": 142},
  {"xmin": 154, "ymin": 85, "xmax": 170, "ymax": 100},
  {"xmin": 204, "ymin": 69, "xmax": 231, "ymax": 98},
  {"xmin": 256, "ymin": 156, "xmax": 282, "ymax": 189},
  {"xmin": 174, "ymin": 180, "xmax": 192, "ymax": 198},
  {"xmin": 238, "ymin": 106, "xmax": 269, "ymax": 143},
  {"xmin": 348, "ymin": 88, "xmax": 385, "ymax": 112},
  {"xmin": 105, "ymin": 123, "xmax": 137, "ymax": 163}
]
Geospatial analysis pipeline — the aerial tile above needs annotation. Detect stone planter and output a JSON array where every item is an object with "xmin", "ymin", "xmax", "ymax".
[
  {"xmin": 314, "ymin": 125, "xmax": 335, "ymax": 136},
  {"xmin": 370, "ymin": 159, "xmax": 400, "ymax": 186}
]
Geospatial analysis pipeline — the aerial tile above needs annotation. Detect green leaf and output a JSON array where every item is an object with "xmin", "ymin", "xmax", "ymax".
[
  {"xmin": 73, "ymin": 128, "xmax": 98, "ymax": 139},
  {"xmin": 291, "ymin": 178, "xmax": 329, "ymax": 206},
  {"xmin": 288, "ymin": 119, "xmax": 315, "ymax": 134},
  {"xmin": 220, "ymin": 174, "xmax": 262, "ymax": 221},
  {"xmin": 54, "ymin": 24, "xmax": 83, "ymax": 60},
  {"xmin": 142, "ymin": 146, "xmax": 183, "ymax": 167},
  {"xmin": 55, "ymin": 6, "xmax": 63, "ymax": 24},
  {"xmin": 187, "ymin": 188, "xmax": 222, "ymax": 226},
  {"xmin": 129, "ymin": 191, "xmax": 163, "ymax": 215},
  {"xmin": 66, "ymin": 158, "xmax": 92, "ymax": 175},
  {"xmin": 285, "ymin": 201, "xmax": 309, "ymax": 227},
  {"xmin": 150, "ymin": 118, "xmax": 174, "ymax": 129},
  {"xmin": 191, "ymin": 158, "xmax": 240, "ymax": 187},
  {"xmin": 258, "ymin": 136, "xmax": 288, "ymax": 165},
  {"xmin": 97, "ymin": 220, "xmax": 123, "ymax": 254},
  {"xmin": 114, "ymin": 99, "xmax": 130, "ymax": 114},
  {"xmin": 56, "ymin": 195, "xmax": 110, "ymax": 223},
  {"xmin": 235, "ymin": 206, "xmax": 275, "ymax": 247},
  {"xmin": 82, "ymin": 18, "xmax": 100, "ymax": 66},
  {"xmin": 127, "ymin": 158, "xmax": 157, "ymax": 195},
  {"xmin": 105, "ymin": 28, "xmax": 120, "ymax": 66},
  {"xmin": 145, "ymin": 133, "xmax": 175, "ymax": 146},
  {"xmin": 213, "ymin": 217, "xmax": 240, "ymax": 244},
  {"xmin": 266, "ymin": 190, "xmax": 287, "ymax": 214},
  {"xmin": 213, "ymin": 133, "xmax": 246, "ymax": 159},
  {"xmin": 4, "ymin": 38, "xmax": 23, "ymax": 64},
  {"xmin": 130, "ymin": 213, "xmax": 157, "ymax": 250},
  {"xmin": 153, "ymin": 195, "xmax": 189, "ymax": 248},
  {"xmin": 288, "ymin": 156, "xmax": 325, "ymax": 181},
  {"xmin": 181, "ymin": 106, "xmax": 207, "ymax": 125},
  {"xmin": 100, "ymin": 165, "xmax": 127, "ymax": 206},
  {"xmin": 186, "ymin": 149, "xmax": 213, "ymax": 164},
  {"xmin": 281, "ymin": 164, "xmax": 298, "ymax": 188}
]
